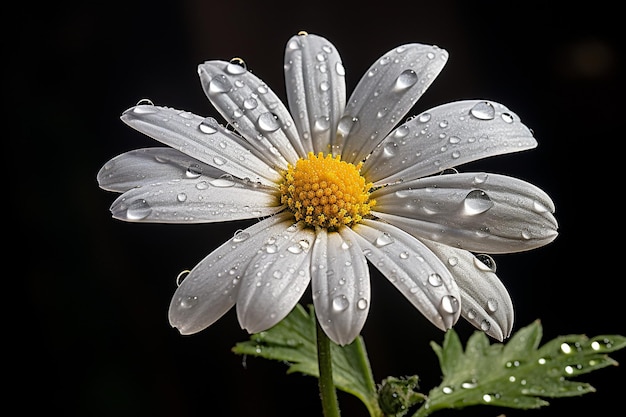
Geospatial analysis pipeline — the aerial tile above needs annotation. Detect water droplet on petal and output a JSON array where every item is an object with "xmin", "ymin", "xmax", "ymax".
[
  {"xmin": 357, "ymin": 298, "xmax": 368, "ymax": 310},
  {"xmin": 226, "ymin": 57, "xmax": 247, "ymax": 74},
  {"xmin": 257, "ymin": 112, "xmax": 280, "ymax": 132},
  {"xmin": 179, "ymin": 295, "xmax": 198, "ymax": 309},
  {"xmin": 440, "ymin": 295, "xmax": 459, "ymax": 314},
  {"xmin": 332, "ymin": 295, "xmax": 349, "ymax": 312},
  {"xmin": 470, "ymin": 101, "xmax": 495, "ymax": 120},
  {"xmin": 501, "ymin": 112, "xmax": 514, "ymax": 123},
  {"xmin": 243, "ymin": 97, "xmax": 258, "ymax": 110},
  {"xmin": 463, "ymin": 190, "xmax": 494, "ymax": 215},
  {"xmin": 480, "ymin": 319, "xmax": 491, "ymax": 332},
  {"xmin": 233, "ymin": 230, "xmax": 251, "ymax": 243},
  {"xmin": 313, "ymin": 116, "xmax": 330, "ymax": 132},
  {"xmin": 337, "ymin": 115, "xmax": 359, "ymax": 138},
  {"xmin": 428, "ymin": 273, "xmax": 443, "ymax": 287},
  {"xmin": 418, "ymin": 112, "xmax": 431, "ymax": 123},
  {"xmin": 394, "ymin": 69, "xmax": 418, "ymax": 91},
  {"xmin": 126, "ymin": 199, "xmax": 152, "ymax": 220},
  {"xmin": 177, "ymin": 193, "xmax": 187, "ymax": 202},
  {"xmin": 136, "ymin": 98, "xmax": 154, "ymax": 106},
  {"xmin": 208, "ymin": 75, "xmax": 232, "ymax": 94},
  {"xmin": 474, "ymin": 254, "xmax": 496, "ymax": 272},
  {"xmin": 199, "ymin": 117, "xmax": 219, "ymax": 134},
  {"xmin": 487, "ymin": 298, "xmax": 499, "ymax": 312},
  {"xmin": 186, "ymin": 164, "xmax": 203, "ymax": 178},
  {"xmin": 374, "ymin": 232, "xmax": 394, "ymax": 247}
]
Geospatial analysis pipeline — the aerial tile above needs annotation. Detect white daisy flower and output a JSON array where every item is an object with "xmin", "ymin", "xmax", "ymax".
[{"xmin": 98, "ymin": 32, "xmax": 557, "ymax": 346}]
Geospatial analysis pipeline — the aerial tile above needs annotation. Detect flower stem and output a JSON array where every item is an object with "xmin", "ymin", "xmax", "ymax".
[{"xmin": 316, "ymin": 317, "xmax": 341, "ymax": 417}]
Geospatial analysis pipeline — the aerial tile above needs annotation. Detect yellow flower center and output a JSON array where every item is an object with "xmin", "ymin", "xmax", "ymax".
[{"xmin": 280, "ymin": 152, "xmax": 375, "ymax": 230}]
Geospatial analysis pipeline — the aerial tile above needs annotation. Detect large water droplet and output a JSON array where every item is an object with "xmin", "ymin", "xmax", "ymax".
[
  {"xmin": 440, "ymin": 295, "xmax": 459, "ymax": 314},
  {"xmin": 428, "ymin": 273, "xmax": 443, "ymax": 287},
  {"xmin": 332, "ymin": 295, "xmax": 349, "ymax": 312},
  {"xmin": 357, "ymin": 298, "xmax": 368, "ymax": 310},
  {"xmin": 337, "ymin": 115, "xmax": 359, "ymax": 137},
  {"xmin": 470, "ymin": 101, "xmax": 495, "ymax": 120},
  {"xmin": 210, "ymin": 177, "xmax": 236, "ymax": 187},
  {"xmin": 257, "ymin": 112, "xmax": 280, "ymax": 132},
  {"xmin": 126, "ymin": 199, "xmax": 152, "ymax": 220},
  {"xmin": 474, "ymin": 254, "xmax": 496, "ymax": 272},
  {"xmin": 374, "ymin": 232, "xmax": 394, "ymax": 247},
  {"xmin": 463, "ymin": 190, "xmax": 494, "ymax": 215},
  {"xmin": 186, "ymin": 164, "xmax": 203, "ymax": 178},
  {"xmin": 226, "ymin": 57, "xmax": 247, "ymax": 74},
  {"xmin": 314, "ymin": 116, "xmax": 330, "ymax": 132},
  {"xmin": 208, "ymin": 75, "xmax": 232, "ymax": 94},
  {"xmin": 233, "ymin": 230, "xmax": 251, "ymax": 243},
  {"xmin": 179, "ymin": 295, "xmax": 198, "ymax": 309},
  {"xmin": 199, "ymin": 117, "xmax": 219, "ymax": 134},
  {"xmin": 394, "ymin": 69, "xmax": 418, "ymax": 91}
]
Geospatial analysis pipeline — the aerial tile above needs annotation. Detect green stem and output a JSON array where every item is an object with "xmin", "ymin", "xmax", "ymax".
[{"xmin": 316, "ymin": 317, "xmax": 341, "ymax": 417}]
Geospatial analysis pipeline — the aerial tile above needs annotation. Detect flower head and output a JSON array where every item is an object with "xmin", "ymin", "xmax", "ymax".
[{"xmin": 98, "ymin": 33, "xmax": 557, "ymax": 345}]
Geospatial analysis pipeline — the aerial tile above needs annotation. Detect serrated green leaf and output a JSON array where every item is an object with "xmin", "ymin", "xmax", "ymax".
[
  {"xmin": 232, "ymin": 304, "xmax": 382, "ymax": 417},
  {"xmin": 414, "ymin": 320, "xmax": 626, "ymax": 417}
]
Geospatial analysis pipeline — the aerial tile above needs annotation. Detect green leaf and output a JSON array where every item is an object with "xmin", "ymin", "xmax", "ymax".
[
  {"xmin": 414, "ymin": 320, "xmax": 626, "ymax": 417},
  {"xmin": 232, "ymin": 304, "xmax": 382, "ymax": 417}
]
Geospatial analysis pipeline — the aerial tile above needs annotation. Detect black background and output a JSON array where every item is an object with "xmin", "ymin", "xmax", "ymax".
[{"xmin": 15, "ymin": 1, "xmax": 623, "ymax": 416}]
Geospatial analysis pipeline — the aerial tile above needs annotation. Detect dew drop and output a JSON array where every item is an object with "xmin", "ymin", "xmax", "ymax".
[
  {"xmin": 213, "ymin": 156, "xmax": 226, "ymax": 166},
  {"xmin": 186, "ymin": 164, "xmax": 202, "ymax": 178},
  {"xmin": 393, "ymin": 125, "xmax": 410, "ymax": 138},
  {"xmin": 470, "ymin": 101, "xmax": 495, "ymax": 120},
  {"xmin": 179, "ymin": 295, "xmax": 198, "ymax": 309},
  {"xmin": 399, "ymin": 251, "xmax": 409, "ymax": 260},
  {"xmin": 176, "ymin": 193, "xmax": 187, "ymax": 202},
  {"xmin": 226, "ymin": 57, "xmax": 247, "ymax": 74},
  {"xmin": 233, "ymin": 230, "xmax": 251, "ymax": 243},
  {"xmin": 257, "ymin": 112, "xmax": 281, "ymax": 132},
  {"xmin": 337, "ymin": 115, "xmax": 359, "ymax": 137},
  {"xmin": 486, "ymin": 298, "xmax": 499, "ymax": 312},
  {"xmin": 136, "ymin": 98, "xmax": 154, "ymax": 106},
  {"xmin": 126, "ymin": 199, "xmax": 152, "ymax": 220},
  {"xmin": 418, "ymin": 112, "xmax": 431, "ymax": 123},
  {"xmin": 313, "ymin": 116, "xmax": 330, "ymax": 132},
  {"xmin": 374, "ymin": 232, "xmax": 394, "ymax": 247},
  {"xmin": 440, "ymin": 295, "xmax": 459, "ymax": 314},
  {"xmin": 243, "ymin": 97, "xmax": 258, "ymax": 110},
  {"xmin": 442, "ymin": 386, "xmax": 453, "ymax": 394},
  {"xmin": 195, "ymin": 181, "xmax": 209, "ymax": 190},
  {"xmin": 467, "ymin": 308, "xmax": 477, "ymax": 320},
  {"xmin": 461, "ymin": 379, "xmax": 477, "ymax": 389},
  {"xmin": 394, "ymin": 69, "xmax": 418, "ymax": 91},
  {"xmin": 272, "ymin": 270, "xmax": 283, "ymax": 279},
  {"xmin": 199, "ymin": 117, "xmax": 219, "ymax": 134},
  {"xmin": 463, "ymin": 190, "xmax": 494, "ymax": 215},
  {"xmin": 210, "ymin": 177, "xmax": 236, "ymax": 187},
  {"xmin": 480, "ymin": 319, "xmax": 491, "ymax": 332},
  {"xmin": 335, "ymin": 62, "xmax": 345, "ymax": 76},
  {"xmin": 501, "ymin": 112, "xmax": 514, "ymax": 123},
  {"xmin": 427, "ymin": 273, "xmax": 444, "ymax": 287},
  {"xmin": 332, "ymin": 295, "xmax": 349, "ymax": 312},
  {"xmin": 357, "ymin": 298, "xmax": 368, "ymax": 310},
  {"xmin": 474, "ymin": 254, "xmax": 496, "ymax": 272},
  {"xmin": 208, "ymin": 75, "xmax": 232, "ymax": 94}
]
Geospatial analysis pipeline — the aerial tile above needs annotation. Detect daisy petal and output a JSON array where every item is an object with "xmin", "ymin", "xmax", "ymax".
[
  {"xmin": 236, "ymin": 223, "xmax": 315, "ymax": 334},
  {"xmin": 311, "ymin": 228, "xmax": 370, "ymax": 346},
  {"xmin": 198, "ymin": 61, "xmax": 304, "ymax": 166},
  {"xmin": 284, "ymin": 33, "xmax": 346, "ymax": 155},
  {"xmin": 120, "ymin": 104, "xmax": 282, "ymax": 186},
  {"xmin": 97, "ymin": 148, "xmax": 228, "ymax": 192},
  {"xmin": 421, "ymin": 239, "xmax": 514, "ymax": 341},
  {"xmin": 372, "ymin": 172, "xmax": 558, "ymax": 253},
  {"xmin": 169, "ymin": 212, "xmax": 293, "ymax": 335},
  {"xmin": 340, "ymin": 44, "xmax": 448, "ymax": 164},
  {"xmin": 109, "ymin": 174, "xmax": 282, "ymax": 223},
  {"xmin": 363, "ymin": 100, "xmax": 538, "ymax": 185},
  {"xmin": 350, "ymin": 219, "xmax": 461, "ymax": 331}
]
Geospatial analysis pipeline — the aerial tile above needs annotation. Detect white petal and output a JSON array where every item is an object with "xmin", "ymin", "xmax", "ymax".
[
  {"xmin": 349, "ymin": 219, "xmax": 461, "ymax": 331},
  {"xmin": 284, "ymin": 33, "xmax": 346, "ymax": 155},
  {"xmin": 198, "ymin": 61, "xmax": 304, "ymax": 166},
  {"xmin": 236, "ymin": 223, "xmax": 315, "ymax": 333},
  {"xmin": 420, "ymin": 239, "xmax": 514, "ymax": 341},
  {"xmin": 169, "ymin": 212, "xmax": 293, "ymax": 335},
  {"xmin": 97, "ymin": 148, "xmax": 228, "ymax": 192},
  {"xmin": 363, "ymin": 100, "xmax": 538, "ymax": 185},
  {"xmin": 372, "ymin": 172, "xmax": 558, "ymax": 253},
  {"xmin": 109, "ymin": 174, "xmax": 282, "ymax": 223},
  {"xmin": 311, "ymin": 228, "xmax": 370, "ymax": 346},
  {"xmin": 339, "ymin": 44, "xmax": 448, "ymax": 164},
  {"xmin": 120, "ymin": 104, "xmax": 282, "ymax": 186}
]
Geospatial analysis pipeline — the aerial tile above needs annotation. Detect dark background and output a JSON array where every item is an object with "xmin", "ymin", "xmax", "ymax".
[{"xmin": 15, "ymin": 1, "xmax": 623, "ymax": 416}]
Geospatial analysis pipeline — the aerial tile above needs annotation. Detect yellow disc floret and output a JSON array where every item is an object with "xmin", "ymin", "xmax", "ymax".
[{"xmin": 280, "ymin": 152, "xmax": 375, "ymax": 229}]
